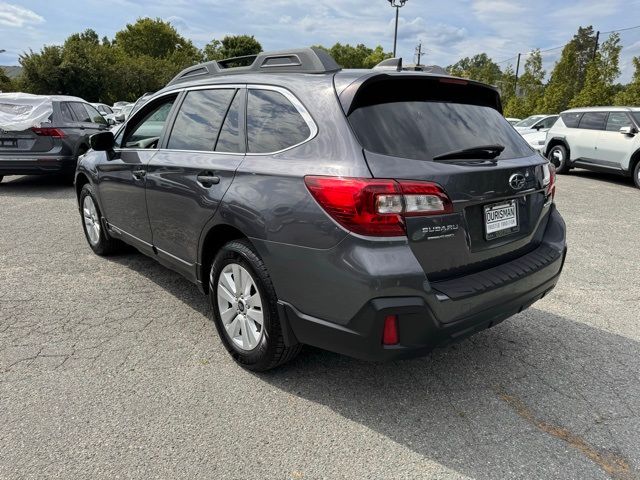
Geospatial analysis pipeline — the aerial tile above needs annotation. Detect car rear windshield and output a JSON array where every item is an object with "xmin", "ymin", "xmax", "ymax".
[{"xmin": 348, "ymin": 101, "xmax": 532, "ymax": 161}]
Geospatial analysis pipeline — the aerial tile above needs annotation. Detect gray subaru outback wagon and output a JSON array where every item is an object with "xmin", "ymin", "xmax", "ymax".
[{"xmin": 76, "ymin": 48, "xmax": 566, "ymax": 371}]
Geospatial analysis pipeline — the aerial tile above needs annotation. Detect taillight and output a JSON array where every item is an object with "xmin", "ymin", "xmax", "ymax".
[
  {"xmin": 382, "ymin": 315, "xmax": 399, "ymax": 345},
  {"xmin": 543, "ymin": 163, "xmax": 556, "ymax": 200},
  {"xmin": 304, "ymin": 176, "xmax": 453, "ymax": 237},
  {"xmin": 31, "ymin": 127, "xmax": 66, "ymax": 139}
]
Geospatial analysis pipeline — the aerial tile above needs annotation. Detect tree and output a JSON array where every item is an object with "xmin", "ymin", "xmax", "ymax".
[
  {"xmin": 447, "ymin": 53, "xmax": 502, "ymax": 86},
  {"xmin": 313, "ymin": 43, "xmax": 391, "ymax": 68},
  {"xmin": 570, "ymin": 33, "xmax": 622, "ymax": 107},
  {"xmin": 18, "ymin": 46, "xmax": 65, "ymax": 94},
  {"xmin": 497, "ymin": 65, "xmax": 516, "ymax": 110},
  {"xmin": 115, "ymin": 18, "xmax": 200, "ymax": 61},
  {"xmin": 540, "ymin": 26, "xmax": 597, "ymax": 113},
  {"xmin": 203, "ymin": 35, "xmax": 262, "ymax": 62},
  {"xmin": 614, "ymin": 57, "xmax": 640, "ymax": 105},
  {"xmin": 504, "ymin": 50, "xmax": 546, "ymax": 118},
  {"xmin": 0, "ymin": 68, "xmax": 14, "ymax": 92}
]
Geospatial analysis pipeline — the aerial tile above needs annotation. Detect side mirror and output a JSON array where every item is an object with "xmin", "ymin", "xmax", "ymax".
[
  {"xmin": 533, "ymin": 124, "xmax": 544, "ymax": 131},
  {"xmin": 90, "ymin": 131, "xmax": 115, "ymax": 151},
  {"xmin": 115, "ymin": 113, "xmax": 125, "ymax": 123},
  {"xmin": 107, "ymin": 117, "xmax": 115, "ymax": 126},
  {"xmin": 620, "ymin": 126, "xmax": 638, "ymax": 136}
]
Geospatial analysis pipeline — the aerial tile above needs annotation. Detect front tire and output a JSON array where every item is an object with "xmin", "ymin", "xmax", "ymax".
[
  {"xmin": 79, "ymin": 184, "xmax": 123, "ymax": 256},
  {"xmin": 209, "ymin": 239, "xmax": 302, "ymax": 371},
  {"xmin": 548, "ymin": 145, "xmax": 570, "ymax": 174},
  {"xmin": 633, "ymin": 161, "xmax": 640, "ymax": 189}
]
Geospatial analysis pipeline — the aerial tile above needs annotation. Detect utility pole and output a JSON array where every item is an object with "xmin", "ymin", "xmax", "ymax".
[
  {"xmin": 415, "ymin": 42, "xmax": 424, "ymax": 66},
  {"xmin": 514, "ymin": 53, "xmax": 522, "ymax": 96},
  {"xmin": 593, "ymin": 31, "xmax": 600, "ymax": 60}
]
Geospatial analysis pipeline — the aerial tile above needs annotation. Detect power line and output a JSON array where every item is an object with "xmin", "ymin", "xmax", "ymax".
[{"xmin": 601, "ymin": 24, "xmax": 640, "ymax": 34}]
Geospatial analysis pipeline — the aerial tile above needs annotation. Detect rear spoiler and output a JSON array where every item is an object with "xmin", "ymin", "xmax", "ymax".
[{"xmin": 338, "ymin": 73, "xmax": 503, "ymax": 116}]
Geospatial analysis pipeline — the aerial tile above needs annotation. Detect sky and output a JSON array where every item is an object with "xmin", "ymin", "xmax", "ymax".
[{"xmin": 1, "ymin": 0, "xmax": 640, "ymax": 82}]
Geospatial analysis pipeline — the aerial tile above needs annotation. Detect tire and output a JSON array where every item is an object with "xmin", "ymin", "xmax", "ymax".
[
  {"xmin": 0, "ymin": 176, "xmax": 3, "ymax": 183},
  {"xmin": 209, "ymin": 239, "xmax": 302, "ymax": 371},
  {"xmin": 548, "ymin": 144, "xmax": 570, "ymax": 174},
  {"xmin": 79, "ymin": 183, "xmax": 123, "ymax": 256},
  {"xmin": 633, "ymin": 161, "xmax": 640, "ymax": 189}
]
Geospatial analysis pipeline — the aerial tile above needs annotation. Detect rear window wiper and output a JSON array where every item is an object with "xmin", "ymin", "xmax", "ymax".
[{"xmin": 432, "ymin": 144, "xmax": 505, "ymax": 162}]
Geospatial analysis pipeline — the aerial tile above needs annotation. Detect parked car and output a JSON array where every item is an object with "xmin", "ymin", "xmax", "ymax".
[
  {"xmin": 506, "ymin": 117, "xmax": 521, "ymax": 125},
  {"xmin": 514, "ymin": 115, "xmax": 559, "ymax": 134},
  {"xmin": 75, "ymin": 48, "xmax": 566, "ymax": 370},
  {"xmin": 114, "ymin": 103, "xmax": 134, "ymax": 123},
  {"xmin": 545, "ymin": 107, "xmax": 640, "ymax": 188},
  {"xmin": 0, "ymin": 93, "xmax": 110, "ymax": 183},
  {"xmin": 91, "ymin": 103, "xmax": 117, "ymax": 126},
  {"xmin": 112, "ymin": 101, "xmax": 129, "ymax": 113},
  {"xmin": 521, "ymin": 130, "xmax": 547, "ymax": 154}
]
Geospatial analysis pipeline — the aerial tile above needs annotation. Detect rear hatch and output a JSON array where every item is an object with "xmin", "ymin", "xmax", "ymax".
[
  {"xmin": 0, "ymin": 95, "xmax": 56, "ymax": 155},
  {"xmin": 341, "ymin": 74, "xmax": 552, "ymax": 280}
]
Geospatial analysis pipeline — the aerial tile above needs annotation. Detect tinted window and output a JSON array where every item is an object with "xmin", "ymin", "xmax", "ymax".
[
  {"xmin": 540, "ymin": 116, "xmax": 558, "ymax": 129},
  {"xmin": 84, "ymin": 104, "xmax": 107, "ymax": 125},
  {"xmin": 247, "ymin": 90, "xmax": 311, "ymax": 153},
  {"xmin": 605, "ymin": 112, "xmax": 632, "ymax": 132},
  {"xmin": 215, "ymin": 91, "xmax": 243, "ymax": 153},
  {"xmin": 59, "ymin": 102, "xmax": 75, "ymax": 123},
  {"xmin": 70, "ymin": 102, "xmax": 91, "ymax": 122},
  {"xmin": 167, "ymin": 89, "xmax": 235, "ymax": 151},
  {"xmin": 633, "ymin": 113, "xmax": 640, "ymax": 125},
  {"xmin": 124, "ymin": 97, "xmax": 176, "ymax": 148},
  {"xmin": 349, "ymin": 101, "xmax": 532, "ymax": 161},
  {"xmin": 561, "ymin": 112, "xmax": 583, "ymax": 128},
  {"xmin": 578, "ymin": 112, "xmax": 607, "ymax": 130}
]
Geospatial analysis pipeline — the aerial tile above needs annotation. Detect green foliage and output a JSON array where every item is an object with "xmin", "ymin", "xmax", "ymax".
[
  {"xmin": 115, "ymin": 18, "xmax": 200, "ymax": 61},
  {"xmin": 0, "ymin": 68, "xmax": 15, "ymax": 92},
  {"xmin": 614, "ymin": 57, "xmax": 640, "ymax": 106},
  {"xmin": 570, "ymin": 33, "xmax": 622, "ymax": 107},
  {"xmin": 203, "ymin": 35, "xmax": 262, "ymax": 62},
  {"xmin": 504, "ymin": 50, "xmax": 546, "ymax": 118},
  {"xmin": 447, "ymin": 53, "xmax": 502, "ymax": 86},
  {"xmin": 313, "ymin": 43, "xmax": 392, "ymax": 68}
]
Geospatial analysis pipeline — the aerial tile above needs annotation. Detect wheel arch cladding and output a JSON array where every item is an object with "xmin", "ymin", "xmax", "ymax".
[
  {"xmin": 200, "ymin": 224, "xmax": 251, "ymax": 293},
  {"xmin": 547, "ymin": 138, "xmax": 569, "ymax": 157},
  {"xmin": 75, "ymin": 173, "xmax": 90, "ymax": 202},
  {"xmin": 629, "ymin": 148, "xmax": 640, "ymax": 174}
]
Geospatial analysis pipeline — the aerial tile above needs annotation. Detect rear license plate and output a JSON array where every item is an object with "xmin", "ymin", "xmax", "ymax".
[
  {"xmin": 484, "ymin": 200, "xmax": 519, "ymax": 240},
  {"xmin": 0, "ymin": 139, "xmax": 17, "ymax": 147}
]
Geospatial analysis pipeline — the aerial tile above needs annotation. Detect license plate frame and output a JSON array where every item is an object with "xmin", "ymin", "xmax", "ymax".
[
  {"xmin": 0, "ymin": 139, "xmax": 17, "ymax": 148},
  {"xmin": 484, "ymin": 199, "xmax": 519, "ymax": 240}
]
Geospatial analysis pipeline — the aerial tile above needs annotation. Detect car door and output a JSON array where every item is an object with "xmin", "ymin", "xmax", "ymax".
[
  {"xmin": 97, "ymin": 94, "xmax": 179, "ymax": 254},
  {"xmin": 573, "ymin": 112, "xmax": 607, "ymax": 160},
  {"xmin": 145, "ymin": 86, "xmax": 246, "ymax": 279},
  {"xmin": 595, "ymin": 112, "xmax": 636, "ymax": 169}
]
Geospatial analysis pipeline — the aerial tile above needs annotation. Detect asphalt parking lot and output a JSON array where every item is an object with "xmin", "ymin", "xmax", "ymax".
[{"xmin": 0, "ymin": 171, "xmax": 639, "ymax": 480}]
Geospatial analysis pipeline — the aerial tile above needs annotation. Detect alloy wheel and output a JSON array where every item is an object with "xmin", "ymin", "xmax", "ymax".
[
  {"xmin": 83, "ymin": 195, "xmax": 101, "ymax": 246},
  {"xmin": 216, "ymin": 263, "xmax": 264, "ymax": 351}
]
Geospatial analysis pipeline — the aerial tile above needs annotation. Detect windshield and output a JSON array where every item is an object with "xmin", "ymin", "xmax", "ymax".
[
  {"xmin": 633, "ymin": 112, "xmax": 640, "ymax": 125},
  {"xmin": 515, "ymin": 115, "xmax": 545, "ymax": 128},
  {"xmin": 348, "ymin": 101, "xmax": 532, "ymax": 161}
]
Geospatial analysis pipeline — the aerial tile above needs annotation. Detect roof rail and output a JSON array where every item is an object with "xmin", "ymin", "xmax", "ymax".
[{"xmin": 167, "ymin": 47, "xmax": 341, "ymax": 87}]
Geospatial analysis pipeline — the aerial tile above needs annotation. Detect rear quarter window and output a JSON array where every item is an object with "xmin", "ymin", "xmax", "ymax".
[
  {"xmin": 560, "ymin": 113, "xmax": 583, "ymax": 128},
  {"xmin": 247, "ymin": 89, "xmax": 311, "ymax": 153},
  {"xmin": 578, "ymin": 112, "xmax": 607, "ymax": 130}
]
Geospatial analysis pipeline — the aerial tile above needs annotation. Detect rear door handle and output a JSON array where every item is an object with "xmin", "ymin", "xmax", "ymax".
[
  {"xmin": 197, "ymin": 172, "xmax": 220, "ymax": 187},
  {"xmin": 132, "ymin": 169, "xmax": 146, "ymax": 180}
]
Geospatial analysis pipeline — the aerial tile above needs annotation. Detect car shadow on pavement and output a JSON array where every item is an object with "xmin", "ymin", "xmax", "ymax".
[
  {"xmin": 568, "ymin": 168, "xmax": 636, "ymax": 190},
  {"xmin": 0, "ymin": 174, "xmax": 73, "ymax": 197},
  {"xmin": 259, "ymin": 309, "xmax": 640, "ymax": 479}
]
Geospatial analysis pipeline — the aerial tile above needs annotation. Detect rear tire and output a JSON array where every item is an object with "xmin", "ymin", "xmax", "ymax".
[
  {"xmin": 0, "ymin": 175, "xmax": 3, "ymax": 183},
  {"xmin": 548, "ymin": 145, "xmax": 570, "ymax": 174},
  {"xmin": 633, "ymin": 161, "xmax": 640, "ymax": 189},
  {"xmin": 209, "ymin": 239, "xmax": 302, "ymax": 371},
  {"xmin": 79, "ymin": 183, "xmax": 123, "ymax": 256}
]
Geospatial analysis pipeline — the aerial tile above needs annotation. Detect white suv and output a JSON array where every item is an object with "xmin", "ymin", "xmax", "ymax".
[{"xmin": 544, "ymin": 107, "xmax": 640, "ymax": 189}]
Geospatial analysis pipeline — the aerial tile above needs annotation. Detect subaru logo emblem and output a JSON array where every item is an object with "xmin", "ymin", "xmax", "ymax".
[{"xmin": 509, "ymin": 173, "xmax": 526, "ymax": 191}]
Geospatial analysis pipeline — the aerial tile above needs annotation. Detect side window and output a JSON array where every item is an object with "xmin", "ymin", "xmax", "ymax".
[
  {"xmin": 59, "ymin": 102, "xmax": 76, "ymax": 123},
  {"xmin": 561, "ymin": 113, "xmax": 583, "ymax": 128},
  {"xmin": 123, "ymin": 97, "xmax": 176, "ymax": 149},
  {"xmin": 83, "ymin": 104, "xmax": 107, "ymax": 125},
  {"xmin": 247, "ymin": 89, "xmax": 311, "ymax": 153},
  {"xmin": 578, "ymin": 112, "xmax": 607, "ymax": 130},
  {"xmin": 215, "ymin": 91, "xmax": 243, "ymax": 153},
  {"xmin": 605, "ymin": 113, "xmax": 632, "ymax": 132},
  {"xmin": 167, "ymin": 89, "xmax": 235, "ymax": 151},
  {"xmin": 70, "ymin": 102, "xmax": 91, "ymax": 122},
  {"xmin": 542, "ymin": 116, "xmax": 558, "ymax": 129}
]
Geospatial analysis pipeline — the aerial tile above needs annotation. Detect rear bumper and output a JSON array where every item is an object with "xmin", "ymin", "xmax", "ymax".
[
  {"xmin": 279, "ymin": 207, "xmax": 567, "ymax": 361},
  {"xmin": 0, "ymin": 155, "xmax": 76, "ymax": 175}
]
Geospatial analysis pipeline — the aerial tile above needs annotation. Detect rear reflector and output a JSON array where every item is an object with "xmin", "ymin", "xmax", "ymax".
[
  {"xmin": 31, "ymin": 127, "xmax": 66, "ymax": 139},
  {"xmin": 382, "ymin": 315, "xmax": 399, "ymax": 345},
  {"xmin": 543, "ymin": 162, "xmax": 556, "ymax": 200},
  {"xmin": 304, "ymin": 176, "xmax": 453, "ymax": 237}
]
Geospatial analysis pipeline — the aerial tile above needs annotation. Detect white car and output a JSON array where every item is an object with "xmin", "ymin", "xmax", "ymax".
[
  {"xmin": 514, "ymin": 115, "xmax": 559, "ymax": 134},
  {"xmin": 544, "ymin": 107, "xmax": 640, "ymax": 188},
  {"xmin": 506, "ymin": 117, "xmax": 521, "ymax": 126},
  {"xmin": 521, "ymin": 130, "xmax": 547, "ymax": 154}
]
